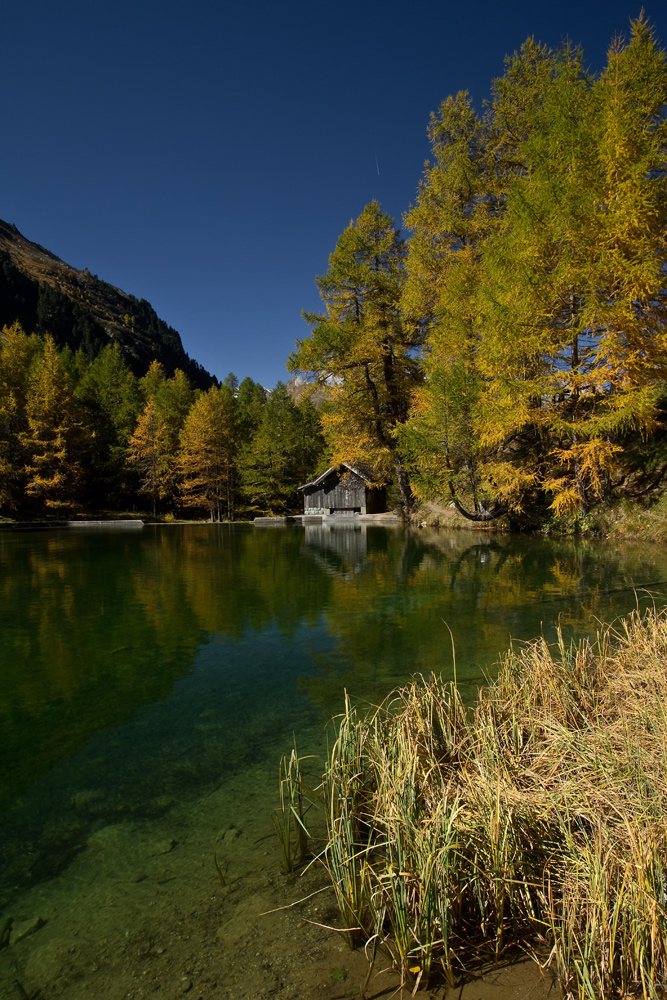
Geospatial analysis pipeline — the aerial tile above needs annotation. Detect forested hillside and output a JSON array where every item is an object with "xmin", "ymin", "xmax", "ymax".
[
  {"xmin": 291, "ymin": 15, "xmax": 667, "ymax": 532},
  {"xmin": 0, "ymin": 328, "xmax": 325, "ymax": 519},
  {"xmin": 0, "ymin": 220, "xmax": 213, "ymax": 389},
  {"xmin": 0, "ymin": 221, "xmax": 330, "ymax": 520}
]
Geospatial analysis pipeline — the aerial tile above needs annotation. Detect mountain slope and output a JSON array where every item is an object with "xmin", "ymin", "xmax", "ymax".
[{"xmin": 0, "ymin": 220, "xmax": 215, "ymax": 388}]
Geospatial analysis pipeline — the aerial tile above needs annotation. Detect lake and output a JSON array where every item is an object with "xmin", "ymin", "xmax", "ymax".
[{"xmin": 0, "ymin": 522, "xmax": 665, "ymax": 999}]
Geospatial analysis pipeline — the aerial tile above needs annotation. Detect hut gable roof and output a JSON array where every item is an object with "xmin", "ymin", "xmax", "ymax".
[{"xmin": 298, "ymin": 462, "xmax": 378, "ymax": 492}]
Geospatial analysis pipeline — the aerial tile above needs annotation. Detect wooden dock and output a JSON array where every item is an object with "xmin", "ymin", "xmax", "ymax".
[{"xmin": 2, "ymin": 520, "xmax": 145, "ymax": 531}]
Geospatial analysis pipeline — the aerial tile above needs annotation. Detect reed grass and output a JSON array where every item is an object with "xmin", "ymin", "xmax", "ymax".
[
  {"xmin": 271, "ymin": 746, "xmax": 312, "ymax": 874},
  {"xmin": 314, "ymin": 608, "xmax": 667, "ymax": 996}
]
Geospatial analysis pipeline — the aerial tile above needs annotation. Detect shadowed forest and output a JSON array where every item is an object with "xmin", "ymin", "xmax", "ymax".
[{"xmin": 0, "ymin": 330, "xmax": 325, "ymax": 519}]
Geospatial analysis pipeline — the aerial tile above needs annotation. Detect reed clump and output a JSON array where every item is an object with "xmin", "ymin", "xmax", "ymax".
[
  {"xmin": 319, "ymin": 608, "xmax": 667, "ymax": 997},
  {"xmin": 272, "ymin": 747, "xmax": 311, "ymax": 874}
]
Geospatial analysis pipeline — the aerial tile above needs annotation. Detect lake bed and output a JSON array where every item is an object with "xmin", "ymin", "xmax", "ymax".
[{"xmin": 1, "ymin": 523, "xmax": 665, "ymax": 999}]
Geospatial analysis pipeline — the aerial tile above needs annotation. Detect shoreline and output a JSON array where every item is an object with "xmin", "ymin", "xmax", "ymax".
[
  {"xmin": 3, "ymin": 496, "xmax": 665, "ymax": 542},
  {"xmin": 309, "ymin": 609, "xmax": 667, "ymax": 996},
  {"xmin": 1, "ymin": 534, "xmax": 665, "ymax": 997},
  {"xmin": 0, "ymin": 730, "xmax": 554, "ymax": 1000}
]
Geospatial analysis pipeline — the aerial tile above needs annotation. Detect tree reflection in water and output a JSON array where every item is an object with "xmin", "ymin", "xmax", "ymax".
[{"xmin": 1, "ymin": 522, "xmax": 666, "ymax": 901}]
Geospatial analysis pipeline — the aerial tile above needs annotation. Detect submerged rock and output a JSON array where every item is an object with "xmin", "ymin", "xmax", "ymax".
[
  {"xmin": 150, "ymin": 838, "xmax": 178, "ymax": 856},
  {"xmin": 10, "ymin": 916, "xmax": 46, "ymax": 946},
  {"xmin": 219, "ymin": 824, "xmax": 241, "ymax": 844}
]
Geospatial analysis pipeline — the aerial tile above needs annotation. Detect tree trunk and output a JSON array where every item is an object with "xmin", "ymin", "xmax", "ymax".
[
  {"xmin": 394, "ymin": 454, "xmax": 414, "ymax": 514},
  {"xmin": 447, "ymin": 480, "xmax": 505, "ymax": 522}
]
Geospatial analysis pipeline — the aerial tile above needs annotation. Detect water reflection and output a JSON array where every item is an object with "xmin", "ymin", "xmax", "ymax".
[
  {"xmin": 0, "ymin": 530, "xmax": 202, "ymax": 809},
  {"xmin": 2, "ymin": 525, "xmax": 665, "ymax": 804},
  {"xmin": 0, "ymin": 523, "xmax": 665, "ymax": 902},
  {"xmin": 303, "ymin": 522, "xmax": 371, "ymax": 572},
  {"xmin": 299, "ymin": 527, "xmax": 666, "ymax": 708}
]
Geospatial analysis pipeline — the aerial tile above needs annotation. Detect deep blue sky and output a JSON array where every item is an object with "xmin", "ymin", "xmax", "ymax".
[{"xmin": 2, "ymin": 1, "xmax": 664, "ymax": 388}]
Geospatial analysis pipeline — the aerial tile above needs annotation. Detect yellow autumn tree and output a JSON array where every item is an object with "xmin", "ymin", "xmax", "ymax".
[
  {"xmin": 289, "ymin": 201, "xmax": 423, "ymax": 511},
  {"xmin": 400, "ymin": 88, "xmax": 512, "ymax": 520},
  {"xmin": 20, "ymin": 336, "xmax": 88, "ymax": 513},
  {"xmin": 130, "ymin": 362, "xmax": 196, "ymax": 514},
  {"xmin": 127, "ymin": 399, "xmax": 172, "ymax": 517},
  {"xmin": 0, "ymin": 323, "xmax": 43, "ymax": 510},
  {"xmin": 479, "ymin": 19, "xmax": 667, "ymax": 515},
  {"xmin": 402, "ymin": 17, "xmax": 667, "ymax": 522},
  {"xmin": 178, "ymin": 385, "xmax": 237, "ymax": 521}
]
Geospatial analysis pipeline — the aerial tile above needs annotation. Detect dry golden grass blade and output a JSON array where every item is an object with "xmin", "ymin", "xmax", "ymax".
[{"xmin": 282, "ymin": 609, "xmax": 667, "ymax": 995}]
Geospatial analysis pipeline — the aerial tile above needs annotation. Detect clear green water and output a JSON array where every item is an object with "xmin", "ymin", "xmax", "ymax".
[{"xmin": 0, "ymin": 522, "xmax": 665, "ymax": 911}]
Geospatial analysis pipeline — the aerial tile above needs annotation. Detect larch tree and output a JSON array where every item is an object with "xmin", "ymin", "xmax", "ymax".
[
  {"xmin": 134, "ymin": 361, "xmax": 196, "ymax": 510},
  {"xmin": 157, "ymin": 368, "xmax": 196, "ymax": 453},
  {"xmin": 20, "ymin": 336, "xmax": 88, "ymax": 513},
  {"xmin": 400, "ymin": 90, "xmax": 508, "ymax": 520},
  {"xmin": 480, "ymin": 18, "xmax": 667, "ymax": 514},
  {"xmin": 127, "ymin": 399, "xmax": 172, "ymax": 517},
  {"xmin": 289, "ymin": 201, "xmax": 423, "ymax": 512},
  {"xmin": 477, "ymin": 41, "xmax": 599, "ymax": 515},
  {"xmin": 402, "ymin": 17, "xmax": 667, "ymax": 521},
  {"xmin": 178, "ymin": 385, "xmax": 237, "ymax": 521},
  {"xmin": 140, "ymin": 358, "xmax": 168, "ymax": 403},
  {"xmin": 0, "ymin": 322, "xmax": 42, "ymax": 510}
]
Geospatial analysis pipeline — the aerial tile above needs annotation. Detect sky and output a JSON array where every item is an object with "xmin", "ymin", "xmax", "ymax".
[{"xmin": 2, "ymin": 1, "xmax": 665, "ymax": 388}]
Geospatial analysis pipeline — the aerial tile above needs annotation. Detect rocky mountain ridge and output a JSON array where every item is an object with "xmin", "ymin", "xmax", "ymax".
[{"xmin": 0, "ymin": 220, "xmax": 214, "ymax": 388}]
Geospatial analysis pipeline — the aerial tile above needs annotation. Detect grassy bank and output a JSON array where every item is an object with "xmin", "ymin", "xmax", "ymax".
[
  {"xmin": 297, "ymin": 609, "xmax": 667, "ymax": 997},
  {"xmin": 413, "ymin": 494, "xmax": 667, "ymax": 541}
]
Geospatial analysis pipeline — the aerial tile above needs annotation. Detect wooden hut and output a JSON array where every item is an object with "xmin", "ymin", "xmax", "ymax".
[{"xmin": 298, "ymin": 463, "xmax": 386, "ymax": 516}]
